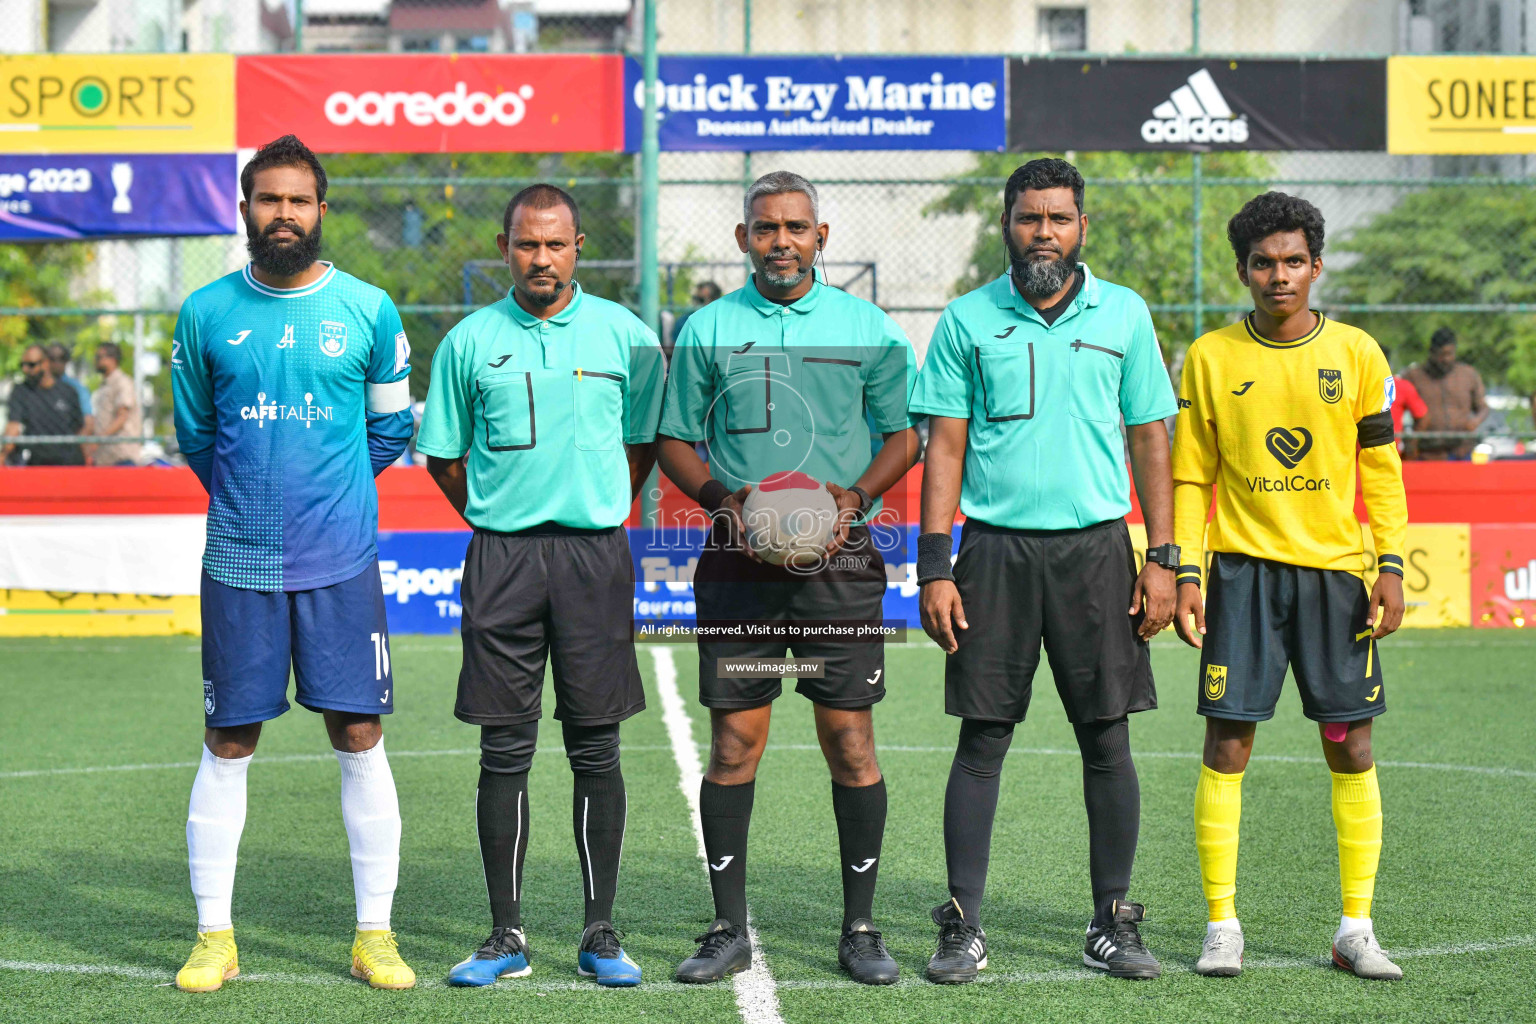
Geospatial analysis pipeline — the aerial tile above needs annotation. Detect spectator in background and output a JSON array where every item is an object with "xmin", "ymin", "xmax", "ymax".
[
  {"xmin": 670, "ymin": 280, "xmax": 722, "ymax": 351},
  {"xmin": 92, "ymin": 342, "xmax": 142, "ymax": 466},
  {"xmin": 1390, "ymin": 370, "xmax": 1428, "ymax": 454},
  {"xmin": 3, "ymin": 344, "xmax": 85, "ymax": 465},
  {"xmin": 45, "ymin": 342, "xmax": 96, "ymax": 445},
  {"xmin": 1403, "ymin": 327, "xmax": 1487, "ymax": 460}
]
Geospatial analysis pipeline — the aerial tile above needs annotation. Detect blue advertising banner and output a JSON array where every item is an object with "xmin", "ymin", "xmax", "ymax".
[
  {"xmin": 0, "ymin": 152, "xmax": 236, "ymax": 241},
  {"xmin": 623, "ymin": 56, "xmax": 1006, "ymax": 151},
  {"xmin": 377, "ymin": 526, "xmax": 939, "ymax": 636}
]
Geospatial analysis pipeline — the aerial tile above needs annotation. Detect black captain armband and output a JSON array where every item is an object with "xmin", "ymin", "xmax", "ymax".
[
  {"xmin": 1376, "ymin": 554, "xmax": 1405, "ymax": 578},
  {"xmin": 916, "ymin": 532, "xmax": 956, "ymax": 585},
  {"xmin": 698, "ymin": 479, "xmax": 732, "ymax": 515},
  {"xmin": 1357, "ymin": 411, "xmax": 1395, "ymax": 449}
]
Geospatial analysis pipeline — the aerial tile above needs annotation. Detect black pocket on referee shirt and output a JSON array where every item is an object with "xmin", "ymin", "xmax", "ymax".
[
  {"xmin": 1068, "ymin": 339, "xmax": 1123, "ymax": 425},
  {"xmin": 974, "ymin": 343, "xmax": 1035, "ymax": 422},
  {"xmin": 572, "ymin": 370, "xmax": 623, "ymax": 451},
  {"xmin": 478, "ymin": 370, "xmax": 537, "ymax": 451}
]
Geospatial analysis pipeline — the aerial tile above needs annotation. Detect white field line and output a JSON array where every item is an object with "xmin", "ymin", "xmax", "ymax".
[
  {"xmin": 652, "ymin": 645, "xmax": 785, "ymax": 1024},
  {"xmin": 4, "ymin": 744, "xmax": 1534, "ymax": 782},
  {"xmin": 3, "ymin": 934, "xmax": 1532, "ymax": 993}
]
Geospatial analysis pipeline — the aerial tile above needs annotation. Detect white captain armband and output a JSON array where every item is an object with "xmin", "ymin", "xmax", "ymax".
[{"xmin": 366, "ymin": 378, "xmax": 412, "ymax": 414}]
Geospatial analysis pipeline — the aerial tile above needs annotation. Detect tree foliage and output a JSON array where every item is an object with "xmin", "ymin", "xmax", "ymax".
[
  {"xmin": 926, "ymin": 151, "xmax": 1276, "ymax": 355},
  {"xmin": 1328, "ymin": 184, "xmax": 1536, "ymax": 399},
  {"xmin": 0, "ymin": 242, "xmax": 108, "ymax": 374},
  {"xmin": 317, "ymin": 151, "xmax": 636, "ymax": 394}
]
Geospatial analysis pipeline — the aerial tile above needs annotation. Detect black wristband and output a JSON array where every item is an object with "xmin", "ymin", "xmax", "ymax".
[
  {"xmin": 916, "ymin": 532, "xmax": 956, "ymax": 585},
  {"xmin": 848, "ymin": 485, "xmax": 874, "ymax": 517},
  {"xmin": 697, "ymin": 479, "xmax": 731, "ymax": 514}
]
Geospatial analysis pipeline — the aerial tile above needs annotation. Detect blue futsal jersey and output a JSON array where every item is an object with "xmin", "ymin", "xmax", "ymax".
[{"xmin": 173, "ymin": 262, "xmax": 414, "ymax": 592}]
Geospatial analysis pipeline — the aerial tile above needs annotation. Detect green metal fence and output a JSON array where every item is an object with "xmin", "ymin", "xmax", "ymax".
[{"xmin": 3, "ymin": 0, "xmax": 1535, "ymax": 458}]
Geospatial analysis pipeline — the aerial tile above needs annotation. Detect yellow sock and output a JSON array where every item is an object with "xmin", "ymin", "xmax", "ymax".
[
  {"xmin": 1332, "ymin": 765, "xmax": 1382, "ymax": 919},
  {"xmin": 1194, "ymin": 764, "xmax": 1243, "ymax": 922}
]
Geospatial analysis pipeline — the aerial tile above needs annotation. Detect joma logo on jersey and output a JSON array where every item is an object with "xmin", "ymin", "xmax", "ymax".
[
  {"xmin": 1204, "ymin": 665, "xmax": 1227, "ymax": 701},
  {"xmin": 319, "ymin": 321, "xmax": 348, "ymax": 358},
  {"xmin": 1318, "ymin": 368, "xmax": 1343, "ymax": 404},
  {"xmin": 240, "ymin": 391, "xmax": 334, "ymax": 428}
]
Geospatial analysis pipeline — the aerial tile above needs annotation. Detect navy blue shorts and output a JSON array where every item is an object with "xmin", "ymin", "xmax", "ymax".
[{"xmin": 200, "ymin": 560, "xmax": 394, "ymax": 728}]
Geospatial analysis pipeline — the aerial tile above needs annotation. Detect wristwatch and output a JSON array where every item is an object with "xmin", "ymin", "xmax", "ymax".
[
  {"xmin": 1145, "ymin": 543, "xmax": 1181, "ymax": 571},
  {"xmin": 848, "ymin": 485, "xmax": 874, "ymax": 517}
]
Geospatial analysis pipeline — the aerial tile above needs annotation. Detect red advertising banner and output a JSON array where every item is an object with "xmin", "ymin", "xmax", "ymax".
[
  {"xmin": 1470, "ymin": 524, "xmax": 1536, "ymax": 628},
  {"xmin": 236, "ymin": 54, "xmax": 625, "ymax": 153}
]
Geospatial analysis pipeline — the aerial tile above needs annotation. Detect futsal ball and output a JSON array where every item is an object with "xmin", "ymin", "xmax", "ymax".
[{"xmin": 741, "ymin": 471, "xmax": 839, "ymax": 567}]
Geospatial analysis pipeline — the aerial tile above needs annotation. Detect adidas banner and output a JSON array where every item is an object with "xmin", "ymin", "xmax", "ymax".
[{"xmin": 1008, "ymin": 58, "xmax": 1386, "ymax": 152}]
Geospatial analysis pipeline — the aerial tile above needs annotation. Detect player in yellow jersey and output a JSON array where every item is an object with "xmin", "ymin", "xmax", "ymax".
[{"xmin": 1171, "ymin": 193, "xmax": 1407, "ymax": 981}]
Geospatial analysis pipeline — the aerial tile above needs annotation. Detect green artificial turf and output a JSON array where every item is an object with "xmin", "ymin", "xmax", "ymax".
[{"xmin": 1, "ymin": 630, "xmax": 1533, "ymax": 1023}]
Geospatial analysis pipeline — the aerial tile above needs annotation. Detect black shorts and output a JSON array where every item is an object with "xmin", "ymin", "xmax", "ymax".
[
  {"xmin": 456, "ymin": 525, "xmax": 645, "ymax": 727},
  {"xmin": 694, "ymin": 524, "xmax": 886, "ymax": 710},
  {"xmin": 945, "ymin": 518, "xmax": 1155, "ymax": 725},
  {"xmin": 1199, "ymin": 552, "xmax": 1385, "ymax": 724}
]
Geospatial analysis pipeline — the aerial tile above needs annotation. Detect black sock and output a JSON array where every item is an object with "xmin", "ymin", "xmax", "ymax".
[
  {"xmin": 699, "ymin": 778, "xmax": 754, "ymax": 930},
  {"xmin": 1074, "ymin": 717, "xmax": 1140, "ymax": 929},
  {"xmin": 944, "ymin": 719, "xmax": 1014, "ymax": 928},
  {"xmin": 573, "ymin": 769, "xmax": 627, "ymax": 927},
  {"xmin": 477, "ymin": 767, "xmax": 530, "ymax": 930},
  {"xmin": 832, "ymin": 778, "xmax": 887, "ymax": 931}
]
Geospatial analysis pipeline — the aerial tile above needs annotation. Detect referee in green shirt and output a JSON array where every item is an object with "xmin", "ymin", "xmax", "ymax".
[
  {"xmin": 417, "ymin": 184, "xmax": 665, "ymax": 988},
  {"xmin": 910, "ymin": 159, "xmax": 1179, "ymax": 984},
  {"xmin": 659, "ymin": 172, "xmax": 918, "ymax": 986}
]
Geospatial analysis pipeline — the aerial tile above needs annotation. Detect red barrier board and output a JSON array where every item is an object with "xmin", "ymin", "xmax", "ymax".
[
  {"xmin": 5, "ymin": 462, "xmax": 1536, "ymax": 527},
  {"xmin": 236, "ymin": 55, "xmax": 626, "ymax": 153},
  {"xmin": 1470, "ymin": 524, "xmax": 1536, "ymax": 627}
]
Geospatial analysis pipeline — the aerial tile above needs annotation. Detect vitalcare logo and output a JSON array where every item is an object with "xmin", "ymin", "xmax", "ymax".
[
  {"xmin": 1142, "ymin": 68, "xmax": 1249, "ymax": 145},
  {"xmin": 324, "ymin": 81, "xmax": 536, "ymax": 129}
]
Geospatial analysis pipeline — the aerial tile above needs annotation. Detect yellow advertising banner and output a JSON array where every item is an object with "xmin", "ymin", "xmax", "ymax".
[
  {"xmin": 0, "ymin": 54, "xmax": 234, "ymax": 153},
  {"xmin": 1131, "ymin": 523, "xmax": 1472, "ymax": 630},
  {"xmin": 0, "ymin": 589, "xmax": 200, "ymax": 636},
  {"xmin": 1388, "ymin": 55, "xmax": 1536, "ymax": 154}
]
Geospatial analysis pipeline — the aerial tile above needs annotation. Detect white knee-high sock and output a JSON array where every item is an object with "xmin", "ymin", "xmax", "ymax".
[
  {"xmin": 187, "ymin": 745, "xmax": 251, "ymax": 932},
  {"xmin": 336, "ymin": 739, "xmax": 401, "ymax": 931}
]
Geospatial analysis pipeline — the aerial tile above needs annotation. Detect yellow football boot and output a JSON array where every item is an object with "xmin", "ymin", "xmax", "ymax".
[
  {"xmin": 351, "ymin": 929, "xmax": 416, "ymax": 989},
  {"xmin": 175, "ymin": 929, "xmax": 239, "ymax": 993}
]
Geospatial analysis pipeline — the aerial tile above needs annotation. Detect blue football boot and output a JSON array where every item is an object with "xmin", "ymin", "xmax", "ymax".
[
  {"xmin": 577, "ymin": 921, "xmax": 641, "ymax": 987},
  {"xmin": 447, "ymin": 926, "xmax": 531, "ymax": 987}
]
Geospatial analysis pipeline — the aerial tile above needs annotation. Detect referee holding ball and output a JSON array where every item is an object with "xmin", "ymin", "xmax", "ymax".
[
  {"xmin": 417, "ymin": 184, "xmax": 665, "ymax": 988},
  {"xmin": 910, "ymin": 159, "xmax": 1179, "ymax": 984},
  {"xmin": 659, "ymin": 172, "xmax": 919, "ymax": 986}
]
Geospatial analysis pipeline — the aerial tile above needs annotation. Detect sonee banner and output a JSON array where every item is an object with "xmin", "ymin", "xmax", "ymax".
[{"xmin": 1008, "ymin": 58, "xmax": 1387, "ymax": 152}]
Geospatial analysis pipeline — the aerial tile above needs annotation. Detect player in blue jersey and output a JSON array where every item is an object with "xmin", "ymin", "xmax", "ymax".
[{"xmin": 170, "ymin": 136, "xmax": 417, "ymax": 992}]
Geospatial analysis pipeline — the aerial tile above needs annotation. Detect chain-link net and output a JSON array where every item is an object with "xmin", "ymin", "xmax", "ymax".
[{"xmin": 4, "ymin": 0, "xmax": 1535, "ymax": 458}]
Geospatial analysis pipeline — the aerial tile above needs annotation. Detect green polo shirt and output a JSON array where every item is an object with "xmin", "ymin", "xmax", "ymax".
[
  {"xmin": 909, "ymin": 265, "xmax": 1177, "ymax": 530},
  {"xmin": 659, "ymin": 274, "xmax": 917, "ymax": 514},
  {"xmin": 417, "ymin": 284, "xmax": 665, "ymax": 532}
]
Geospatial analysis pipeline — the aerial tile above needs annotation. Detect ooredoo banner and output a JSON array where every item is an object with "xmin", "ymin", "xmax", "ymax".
[{"xmin": 235, "ymin": 54, "xmax": 626, "ymax": 153}]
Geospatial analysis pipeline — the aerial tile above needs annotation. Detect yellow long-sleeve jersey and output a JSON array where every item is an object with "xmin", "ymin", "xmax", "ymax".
[{"xmin": 1172, "ymin": 313, "xmax": 1408, "ymax": 582}]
